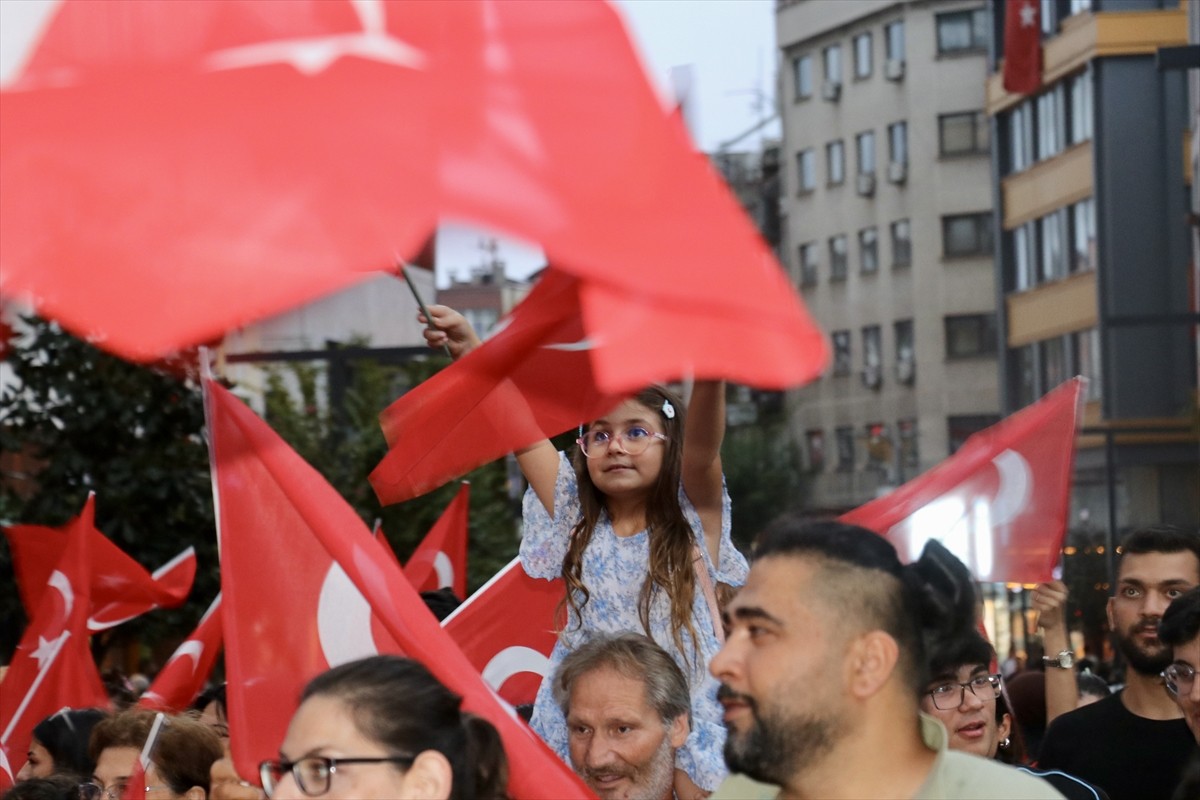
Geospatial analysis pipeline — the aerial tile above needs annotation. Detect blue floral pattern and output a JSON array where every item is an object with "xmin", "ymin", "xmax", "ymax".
[{"xmin": 520, "ymin": 452, "xmax": 749, "ymax": 791}]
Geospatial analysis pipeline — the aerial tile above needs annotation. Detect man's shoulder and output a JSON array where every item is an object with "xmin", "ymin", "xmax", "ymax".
[
  {"xmin": 710, "ymin": 774, "xmax": 779, "ymax": 800},
  {"xmin": 920, "ymin": 751, "xmax": 1066, "ymax": 800},
  {"xmin": 1044, "ymin": 693, "xmax": 1123, "ymax": 736}
]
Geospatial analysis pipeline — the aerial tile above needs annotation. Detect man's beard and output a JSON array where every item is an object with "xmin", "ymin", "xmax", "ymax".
[
  {"xmin": 582, "ymin": 731, "xmax": 676, "ymax": 800},
  {"xmin": 720, "ymin": 686, "xmax": 841, "ymax": 786},
  {"xmin": 1112, "ymin": 620, "xmax": 1171, "ymax": 676}
]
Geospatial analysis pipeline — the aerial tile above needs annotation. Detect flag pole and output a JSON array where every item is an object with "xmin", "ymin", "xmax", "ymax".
[{"xmin": 396, "ymin": 257, "xmax": 451, "ymax": 358}]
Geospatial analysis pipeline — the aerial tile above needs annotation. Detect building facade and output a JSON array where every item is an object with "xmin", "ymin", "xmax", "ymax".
[
  {"xmin": 777, "ymin": 0, "xmax": 1001, "ymax": 512},
  {"xmin": 987, "ymin": 0, "xmax": 1198, "ymax": 539}
]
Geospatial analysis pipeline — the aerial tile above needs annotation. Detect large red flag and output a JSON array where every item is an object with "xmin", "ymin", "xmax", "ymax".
[
  {"xmin": 138, "ymin": 594, "xmax": 223, "ymax": 712},
  {"xmin": 205, "ymin": 379, "xmax": 590, "ymax": 799},
  {"xmin": 841, "ymin": 378, "xmax": 1084, "ymax": 583},
  {"xmin": 0, "ymin": 499, "xmax": 109, "ymax": 789},
  {"xmin": 4, "ymin": 496, "xmax": 196, "ymax": 631},
  {"xmin": 404, "ymin": 483, "xmax": 469, "ymax": 597},
  {"xmin": 443, "ymin": 558, "xmax": 563, "ymax": 707},
  {"xmin": 2, "ymin": 0, "xmax": 823, "ymax": 398},
  {"xmin": 1003, "ymin": 0, "xmax": 1042, "ymax": 94}
]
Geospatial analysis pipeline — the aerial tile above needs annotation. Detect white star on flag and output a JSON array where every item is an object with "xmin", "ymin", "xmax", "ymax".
[
  {"xmin": 29, "ymin": 632, "xmax": 68, "ymax": 672},
  {"xmin": 1019, "ymin": 2, "xmax": 1037, "ymax": 27}
]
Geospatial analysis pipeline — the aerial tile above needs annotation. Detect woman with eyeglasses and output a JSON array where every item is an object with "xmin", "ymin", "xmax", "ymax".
[
  {"xmin": 260, "ymin": 655, "xmax": 507, "ymax": 800},
  {"xmin": 85, "ymin": 710, "xmax": 222, "ymax": 800},
  {"xmin": 419, "ymin": 306, "xmax": 748, "ymax": 799}
]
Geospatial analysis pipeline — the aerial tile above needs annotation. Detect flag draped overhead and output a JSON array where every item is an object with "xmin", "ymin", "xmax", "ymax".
[
  {"xmin": 204, "ymin": 378, "xmax": 590, "ymax": 799},
  {"xmin": 404, "ymin": 482, "xmax": 469, "ymax": 597},
  {"xmin": 0, "ymin": 499, "xmax": 109, "ymax": 789},
  {"xmin": 4, "ymin": 498, "xmax": 195, "ymax": 631},
  {"xmin": 138, "ymin": 594, "xmax": 223, "ymax": 713},
  {"xmin": 2, "ymin": 0, "xmax": 825, "ymax": 392},
  {"xmin": 841, "ymin": 378, "xmax": 1085, "ymax": 583}
]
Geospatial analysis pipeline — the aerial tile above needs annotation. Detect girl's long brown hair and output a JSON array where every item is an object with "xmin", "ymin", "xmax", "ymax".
[{"xmin": 560, "ymin": 385, "xmax": 700, "ymax": 666}]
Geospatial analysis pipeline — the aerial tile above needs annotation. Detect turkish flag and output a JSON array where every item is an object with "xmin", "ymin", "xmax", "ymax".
[
  {"xmin": 1003, "ymin": 0, "xmax": 1042, "ymax": 94},
  {"xmin": 841, "ymin": 378, "xmax": 1084, "ymax": 583},
  {"xmin": 0, "ymin": 497, "xmax": 109, "ymax": 788},
  {"xmin": 404, "ymin": 482, "xmax": 469, "ymax": 597},
  {"xmin": 4, "ymin": 496, "xmax": 196, "ymax": 631},
  {"xmin": 205, "ymin": 378, "xmax": 590, "ymax": 799},
  {"xmin": 443, "ymin": 558, "xmax": 563, "ymax": 707},
  {"xmin": 2, "ymin": 0, "xmax": 824, "ymax": 400},
  {"xmin": 138, "ymin": 594, "xmax": 223, "ymax": 712}
]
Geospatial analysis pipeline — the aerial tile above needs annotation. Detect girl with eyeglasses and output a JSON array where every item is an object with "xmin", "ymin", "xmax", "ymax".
[
  {"xmin": 420, "ymin": 305, "xmax": 748, "ymax": 799},
  {"xmin": 260, "ymin": 656, "xmax": 507, "ymax": 800}
]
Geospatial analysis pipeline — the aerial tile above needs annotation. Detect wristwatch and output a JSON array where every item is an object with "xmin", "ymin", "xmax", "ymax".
[{"xmin": 1043, "ymin": 650, "xmax": 1075, "ymax": 669}]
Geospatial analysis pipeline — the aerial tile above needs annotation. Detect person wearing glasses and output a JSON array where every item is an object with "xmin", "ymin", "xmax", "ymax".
[
  {"xmin": 84, "ymin": 710, "xmax": 222, "ymax": 800},
  {"xmin": 1038, "ymin": 527, "xmax": 1200, "ymax": 800},
  {"xmin": 260, "ymin": 655, "xmax": 507, "ymax": 800},
  {"xmin": 1159, "ymin": 586, "xmax": 1200, "ymax": 743},
  {"xmin": 419, "ymin": 305, "xmax": 748, "ymax": 800}
]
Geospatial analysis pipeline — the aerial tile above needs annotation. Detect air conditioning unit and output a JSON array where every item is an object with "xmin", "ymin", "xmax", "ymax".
[
  {"xmin": 887, "ymin": 161, "xmax": 908, "ymax": 184},
  {"xmin": 856, "ymin": 172, "xmax": 876, "ymax": 197},
  {"xmin": 821, "ymin": 81, "xmax": 841, "ymax": 101},
  {"xmin": 885, "ymin": 59, "xmax": 905, "ymax": 81},
  {"xmin": 862, "ymin": 364, "xmax": 882, "ymax": 389},
  {"xmin": 896, "ymin": 358, "xmax": 915, "ymax": 385}
]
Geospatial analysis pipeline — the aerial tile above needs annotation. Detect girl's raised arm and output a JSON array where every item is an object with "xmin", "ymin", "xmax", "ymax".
[{"xmin": 681, "ymin": 380, "xmax": 726, "ymax": 566}]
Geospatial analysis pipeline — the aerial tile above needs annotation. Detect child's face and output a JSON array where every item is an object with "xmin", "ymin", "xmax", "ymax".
[{"xmin": 584, "ymin": 399, "xmax": 666, "ymax": 504}]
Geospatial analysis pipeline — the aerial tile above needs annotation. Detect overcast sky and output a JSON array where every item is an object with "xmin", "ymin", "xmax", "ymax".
[{"xmin": 0, "ymin": 0, "xmax": 780, "ymax": 285}]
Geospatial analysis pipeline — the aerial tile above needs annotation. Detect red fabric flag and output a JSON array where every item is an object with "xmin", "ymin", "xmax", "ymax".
[
  {"xmin": 372, "ymin": 520, "xmax": 403, "ymax": 570},
  {"xmin": 205, "ymin": 379, "xmax": 590, "ymax": 799},
  {"xmin": 404, "ymin": 482, "xmax": 469, "ymax": 597},
  {"xmin": 2, "ymin": 0, "xmax": 824, "ymax": 391},
  {"xmin": 443, "ymin": 558, "xmax": 563, "ymax": 707},
  {"xmin": 0, "ymin": 498, "xmax": 109, "ymax": 789},
  {"xmin": 841, "ymin": 378, "xmax": 1084, "ymax": 583},
  {"xmin": 138, "ymin": 594, "xmax": 223, "ymax": 712},
  {"xmin": 4, "ymin": 499, "xmax": 196, "ymax": 631},
  {"xmin": 1003, "ymin": 0, "xmax": 1042, "ymax": 94}
]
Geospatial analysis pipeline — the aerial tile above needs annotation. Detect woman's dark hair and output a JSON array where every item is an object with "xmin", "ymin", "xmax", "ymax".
[
  {"xmin": 302, "ymin": 656, "xmax": 508, "ymax": 800},
  {"xmin": 189, "ymin": 683, "xmax": 227, "ymax": 718},
  {"xmin": 29, "ymin": 708, "xmax": 108, "ymax": 781},
  {"xmin": 563, "ymin": 385, "xmax": 700, "ymax": 666},
  {"xmin": 995, "ymin": 686, "xmax": 1029, "ymax": 765},
  {"xmin": 1, "ymin": 774, "xmax": 80, "ymax": 800}
]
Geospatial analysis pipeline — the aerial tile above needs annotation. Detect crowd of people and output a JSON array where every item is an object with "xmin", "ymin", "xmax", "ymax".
[{"xmin": 4, "ymin": 306, "xmax": 1198, "ymax": 800}]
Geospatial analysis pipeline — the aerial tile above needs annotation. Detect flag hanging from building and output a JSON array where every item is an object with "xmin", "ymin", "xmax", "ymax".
[
  {"xmin": 1003, "ymin": 0, "xmax": 1042, "ymax": 94},
  {"xmin": 841, "ymin": 378, "xmax": 1085, "ymax": 583},
  {"xmin": 404, "ymin": 482, "xmax": 469, "ymax": 598}
]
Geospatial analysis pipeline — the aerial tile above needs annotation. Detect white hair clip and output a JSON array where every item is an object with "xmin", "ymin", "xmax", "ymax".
[{"xmin": 662, "ymin": 399, "xmax": 675, "ymax": 419}]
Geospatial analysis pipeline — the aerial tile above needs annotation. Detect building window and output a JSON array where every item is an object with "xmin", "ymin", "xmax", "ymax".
[
  {"xmin": 885, "ymin": 20, "xmax": 905, "ymax": 63},
  {"xmin": 945, "ymin": 313, "xmax": 997, "ymax": 358},
  {"xmin": 856, "ymin": 130, "xmax": 875, "ymax": 175},
  {"xmin": 862, "ymin": 325, "xmax": 882, "ymax": 386},
  {"xmin": 806, "ymin": 429, "xmax": 826, "ymax": 472},
  {"xmin": 793, "ymin": 54, "xmax": 813, "ymax": 100},
  {"xmin": 1013, "ymin": 345, "xmax": 1037, "ymax": 408},
  {"xmin": 1070, "ymin": 0, "xmax": 1092, "ymax": 15},
  {"xmin": 1010, "ymin": 100, "xmax": 1034, "ymax": 172},
  {"xmin": 824, "ymin": 44, "xmax": 842, "ymax": 85},
  {"xmin": 888, "ymin": 121, "xmax": 907, "ymax": 165},
  {"xmin": 865, "ymin": 423, "xmax": 891, "ymax": 473},
  {"xmin": 826, "ymin": 140, "xmax": 845, "ymax": 185},
  {"xmin": 859, "ymin": 227, "xmax": 879, "ymax": 274},
  {"xmin": 830, "ymin": 235, "xmax": 848, "ymax": 280},
  {"xmin": 1040, "ymin": 335, "xmax": 1069, "ymax": 390},
  {"xmin": 797, "ymin": 149, "xmax": 816, "ymax": 193},
  {"xmin": 1013, "ymin": 221, "xmax": 1036, "ymax": 291},
  {"xmin": 891, "ymin": 219, "xmax": 912, "ymax": 267},
  {"xmin": 898, "ymin": 418, "xmax": 918, "ymax": 474},
  {"xmin": 948, "ymin": 414, "xmax": 1000, "ymax": 454},
  {"xmin": 853, "ymin": 33, "xmax": 872, "ymax": 79},
  {"xmin": 894, "ymin": 319, "xmax": 915, "ymax": 383},
  {"xmin": 942, "ymin": 212, "xmax": 993, "ymax": 257},
  {"xmin": 936, "ymin": 8, "xmax": 988, "ymax": 55},
  {"xmin": 1040, "ymin": 0, "xmax": 1057, "ymax": 35},
  {"xmin": 1040, "ymin": 208, "xmax": 1068, "ymax": 282},
  {"xmin": 835, "ymin": 426, "xmax": 855, "ymax": 472},
  {"xmin": 832, "ymin": 329, "xmax": 852, "ymax": 375},
  {"xmin": 1071, "ymin": 198, "xmax": 1096, "ymax": 274},
  {"xmin": 1068, "ymin": 67, "xmax": 1093, "ymax": 144},
  {"xmin": 939, "ymin": 111, "xmax": 988, "ymax": 156},
  {"xmin": 464, "ymin": 308, "xmax": 499, "ymax": 336},
  {"xmin": 1072, "ymin": 328, "xmax": 1102, "ymax": 402},
  {"xmin": 1036, "ymin": 85, "xmax": 1066, "ymax": 162},
  {"xmin": 799, "ymin": 242, "xmax": 819, "ymax": 287}
]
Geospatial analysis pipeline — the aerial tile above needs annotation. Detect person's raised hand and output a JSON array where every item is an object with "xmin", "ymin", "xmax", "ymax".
[
  {"xmin": 419, "ymin": 304, "xmax": 481, "ymax": 360},
  {"xmin": 1031, "ymin": 579, "xmax": 1069, "ymax": 631}
]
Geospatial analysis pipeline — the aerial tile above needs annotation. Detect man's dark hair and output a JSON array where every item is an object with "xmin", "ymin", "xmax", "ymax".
[
  {"xmin": 1118, "ymin": 526, "xmax": 1200, "ymax": 577},
  {"xmin": 925, "ymin": 628, "xmax": 994, "ymax": 682},
  {"xmin": 1160, "ymin": 586, "xmax": 1200, "ymax": 648},
  {"xmin": 752, "ymin": 518, "xmax": 928, "ymax": 692}
]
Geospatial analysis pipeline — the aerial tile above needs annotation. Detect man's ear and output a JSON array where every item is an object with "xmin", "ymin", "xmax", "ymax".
[
  {"xmin": 846, "ymin": 630, "xmax": 899, "ymax": 699},
  {"xmin": 667, "ymin": 712, "xmax": 690, "ymax": 749},
  {"xmin": 401, "ymin": 750, "xmax": 453, "ymax": 800},
  {"xmin": 998, "ymin": 712, "xmax": 1013, "ymax": 742}
]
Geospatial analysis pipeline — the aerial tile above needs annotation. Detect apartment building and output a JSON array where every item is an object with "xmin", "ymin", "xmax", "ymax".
[
  {"xmin": 988, "ymin": 0, "xmax": 1198, "ymax": 533},
  {"xmin": 777, "ymin": 0, "xmax": 1001, "ymax": 511}
]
